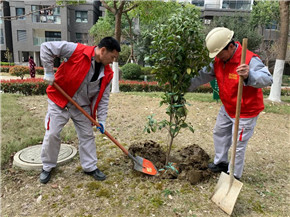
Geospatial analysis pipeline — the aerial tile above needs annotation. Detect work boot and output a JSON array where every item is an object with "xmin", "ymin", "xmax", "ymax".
[
  {"xmin": 84, "ymin": 168, "xmax": 106, "ymax": 181},
  {"xmin": 39, "ymin": 169, "xmax": 52, "ymax": 184},
  {"xmin": 226, "ymin": 172, "xmax": 241, "ymax": 180},
  {"xmin": 208, "ymin": 162, "xmax": 228, "ymax": 173}
]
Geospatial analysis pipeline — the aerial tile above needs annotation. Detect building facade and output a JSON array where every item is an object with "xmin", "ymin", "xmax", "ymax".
[{"xmin": 0, "ymin": 0, "xmax": 102, "ymax": 66}]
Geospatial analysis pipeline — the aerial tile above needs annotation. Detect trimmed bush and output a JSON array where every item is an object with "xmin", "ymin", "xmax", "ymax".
[
  {"xmin": 1, "ymin": 78, "xmax": 48, "ymax": 95},
  {"xmin": 141, "ymin": 66, "xmax": 153, "ymax": 75},
  {"xmin": 121, "ymin": 63, "xmax": 142, "ymax": 80},
  {"xmin": 9, "ymin": 66, "xmax": 29, "ymax": 79},
  {"xmin": 1, "ymin": 62, "xmax": 15, "ymax": 66},
  {"xmin": 1, "ymin": 66, "xmax": 10, "ymax": 73}
]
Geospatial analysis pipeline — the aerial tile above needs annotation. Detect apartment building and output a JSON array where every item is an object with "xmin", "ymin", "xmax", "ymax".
[
  {"xmin": 0, "ymin": 1, "xmax": 13, "ymax": 62},
  {"xmin": 192, "ymin": 0, "xmax": 279, "ymax": 41},
  {"xmin": 0, "ymin": 0, "xmax": 102, "ymax": 66}
]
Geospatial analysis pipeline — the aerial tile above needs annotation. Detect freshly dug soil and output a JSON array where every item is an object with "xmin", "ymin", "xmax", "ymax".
[{"xmin": 128, "ymin": 140, "xmax": 213, "ymax": 184}]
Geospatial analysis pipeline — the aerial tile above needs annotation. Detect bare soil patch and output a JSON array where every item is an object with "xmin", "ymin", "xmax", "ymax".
[{"xmin": 129, "ymin": 141, "xmax": 212, "ymax": 184}]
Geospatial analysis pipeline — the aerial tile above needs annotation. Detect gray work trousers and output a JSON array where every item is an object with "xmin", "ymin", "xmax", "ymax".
[
  {"xmin": 41, "ymin": 99, "xmax": 98, "ymax": 172},
  {"xmin": 213, "ymin": 105, "xmax": 258, "ymax": 179}
]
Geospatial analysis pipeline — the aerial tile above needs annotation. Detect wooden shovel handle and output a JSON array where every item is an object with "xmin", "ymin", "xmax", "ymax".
[
  {"xmin": 230, "ymin": 38, "xmax": 248, "ymax": 177},
  {"xmin": 53, "ymin": 82, "xmax": 129, "ymax": 155}
]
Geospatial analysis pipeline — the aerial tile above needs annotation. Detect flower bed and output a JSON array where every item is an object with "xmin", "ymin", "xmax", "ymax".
[{"xmin": 1, "ymin": 78, "xmax": 48, "ymax": 95}]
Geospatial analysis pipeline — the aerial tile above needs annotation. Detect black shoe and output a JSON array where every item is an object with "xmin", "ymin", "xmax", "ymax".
[
  {"xmin": 84, "ymin": 168, "xmax": 106, "ymax": 181},
  {"xmin": 40, "ymin": 169, "xmax": 51, "ymax": 184},
  {"xmin": 226, "ymin": 172, "xmax": 240, "ymax": 180},
  {"xmin": 208, "ymin": 162, "xmax": 228, "ymax": 173}
]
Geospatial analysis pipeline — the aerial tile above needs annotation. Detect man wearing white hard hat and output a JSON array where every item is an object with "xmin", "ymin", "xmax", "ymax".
[{"xmin": 188, "ymin": 27, "xmax": 273, "ymax": 180}]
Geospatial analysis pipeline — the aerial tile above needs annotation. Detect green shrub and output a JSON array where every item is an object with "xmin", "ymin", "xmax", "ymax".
[
  {"xmin": 36, "ymin": 67, "xmax": 44, "ymax": 75},
  {"xmin": 121, "ymin": 63, "xmax": 142, "ymax": 80},
  {"xmin": 1, "ymin": 66, "xmax": 10, "ymax": 73},
  {"xmin": 1, "ymin": 62, "xmax": 15, "ymax": 66},
  {"xmin": 9, "ymin": 66, "xmax": 29, "ymax": 79},
  {"xmin": 141, "ymin": 66, "xmax": 152, "ymax": 75},
  {"xmin": 1, "ymin": 79, "xmax": 48, "ymax": 95}
]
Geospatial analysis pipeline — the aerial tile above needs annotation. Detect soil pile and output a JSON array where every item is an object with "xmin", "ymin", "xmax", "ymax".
[{"xmin": 128, "ymin": 140, "xmax": 213, "ymax": 184}]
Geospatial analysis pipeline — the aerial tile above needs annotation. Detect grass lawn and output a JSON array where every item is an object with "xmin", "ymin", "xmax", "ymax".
[{"xmin": 1, "ymin": 92, "xmax": 289, "ymax": 217}]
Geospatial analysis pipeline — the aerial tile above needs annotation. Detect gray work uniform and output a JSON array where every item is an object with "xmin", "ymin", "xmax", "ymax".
[
  {"xmin": 40, "ymin": 41, "xmax": 111, "ymax": 172},
  {"xmin": 188, "ymin": 44, "xmax": 273, "ymax": 178}
]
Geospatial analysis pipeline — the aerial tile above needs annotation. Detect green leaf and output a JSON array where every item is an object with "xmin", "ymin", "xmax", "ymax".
[
  {"xmin": 180, "ymin": 123, "xmax": 188, "ymax": 128},
  {"xmin": 188, "ymin": 126, "xmax": 194, "ymax": 133}
]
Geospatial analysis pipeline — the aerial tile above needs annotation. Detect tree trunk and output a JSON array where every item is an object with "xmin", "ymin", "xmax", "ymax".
[
  {"xmin": 115, "ymin": 11, "xmax": 122, "ymax": 43},
  {"xmin": 166, "ymin": 135, "xmax": 174, "ymax": 165},
  {"xmin": 268, "ymin": 1, "xmax": 289, "ymax": 102}
]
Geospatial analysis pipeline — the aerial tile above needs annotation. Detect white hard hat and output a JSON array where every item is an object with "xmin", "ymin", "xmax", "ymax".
[{"xmin": 205, "ymin": 27, "xmax": 234, "ymax": 58}]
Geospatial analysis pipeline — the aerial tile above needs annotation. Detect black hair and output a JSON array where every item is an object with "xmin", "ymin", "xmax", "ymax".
[
  {"xmin": 223, "ymin": 39, "xmax": 235, "ymax": 51},
  {"xmin": 30, "ymin": 56, "xmax": 33, "ymax": 59},
  {"xmin": 98, "ymin": 37, "xmax": 121, "ymax": 52}
]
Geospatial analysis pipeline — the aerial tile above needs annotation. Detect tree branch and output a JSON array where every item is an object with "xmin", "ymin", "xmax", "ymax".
[
  {"xmin": 123, "ymin": 3, "xmax": 139, "ymax": 13},
  {"xmin": 100, "ymin": 0, "xmax": 116, "ymax": 14}
]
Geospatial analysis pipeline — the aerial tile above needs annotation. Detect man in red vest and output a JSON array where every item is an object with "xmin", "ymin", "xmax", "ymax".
[
  {"xmin": 40, "ymin": 37, "xmax": 121, "ymax": 184},
  {"xmin": 188, "ymin": 27, "xmax": 273, "ymax": 180}
]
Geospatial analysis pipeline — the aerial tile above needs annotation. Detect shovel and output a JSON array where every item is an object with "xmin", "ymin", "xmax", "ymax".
[
  {"xmin": 210, "ymin": 38, "xmax": 248, "ymax": 215},
  {"xmin": 53, "ymin": 82, "xmax": 158, "ymax": 176}
]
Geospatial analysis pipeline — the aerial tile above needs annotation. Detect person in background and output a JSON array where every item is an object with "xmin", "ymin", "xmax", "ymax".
[
  {"xmin": 39, "ymin": 37, "xmax": 121, "ymax": 184},
  {"xmin": 188, "ymin": 27, "xmax": 273, "ymax": 180},
  {"xmin": 29, "ymin": 56, "xmax": 36, "ymax": 78}
]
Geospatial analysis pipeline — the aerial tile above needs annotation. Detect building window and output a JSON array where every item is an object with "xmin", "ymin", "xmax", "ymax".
[
  {"xmin": 17, "ymin": 30, "xmax": 27, "ymax": 41},
  {"xmin": 76, "ymin": 33, "xmax": 88, "ymax": 44},
  {"xmin": 266, "ymin": 21, "xmax": 278, "ymax": 30},
  {"xmin": 45, "ymin": 31, "xmax": 61, "ymax": 42},
  {"xmin": 75, "ymin": 11, "xmax": 88, "ymax": 23},
  {"xmin": 222, "ymin": 0, "xmax": 251, "ymax": 10},
  {"xmin": 16, "ymin": 8, "xmax": 26, "ymax": 20},
  {"xmin": 0, "ymin": 29, "xmax": 4, "ymax": 44},
  {"xmin": 31, "ymin": 5, "xmax": 61, "ymax": 24},
  {"xmin": 191, "ymin": 0, "xmax": 204, "ymax": 7},
  {"xmin": 0, "ymin": 10, "xmax": 3, "ymax": 24}
]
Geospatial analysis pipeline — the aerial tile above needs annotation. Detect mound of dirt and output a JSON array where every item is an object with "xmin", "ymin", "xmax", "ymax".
[{"xmin": 128, "ymin": 140, "xmax": 213, "ymax": 184}]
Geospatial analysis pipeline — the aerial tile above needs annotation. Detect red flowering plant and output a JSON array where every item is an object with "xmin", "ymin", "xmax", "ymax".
[{"xmin": 1, "ymin": 78, "xmax": 48, "ymax": 95}]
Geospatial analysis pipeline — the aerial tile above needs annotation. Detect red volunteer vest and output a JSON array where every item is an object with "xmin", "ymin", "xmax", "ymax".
[
  {"xmin": 214, "ymin": 42, "xmax": 264, "ymax": 118},
  {"xmin": 46, "ymin": 43, "xmax": 114, "ymax": 120}
]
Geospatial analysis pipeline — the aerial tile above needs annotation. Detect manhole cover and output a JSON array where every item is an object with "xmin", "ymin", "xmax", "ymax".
[{"xmin": 13, "ymin": 144, "xmax": 77, "ymax": 171}]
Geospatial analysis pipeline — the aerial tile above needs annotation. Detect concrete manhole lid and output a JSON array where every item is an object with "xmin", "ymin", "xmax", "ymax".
[{"xmin": 13, "ymin": 144, "xmax": 77, "ymax": 171}]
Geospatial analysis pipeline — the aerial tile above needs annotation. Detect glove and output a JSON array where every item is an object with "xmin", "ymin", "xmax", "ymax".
[
  {"xmin": 44, "ymin": 73, "xmax": 55, "ymax": 85},
  {"xmin": 96, "ymin": 121, "xmax": 105, "ymax": 134}
]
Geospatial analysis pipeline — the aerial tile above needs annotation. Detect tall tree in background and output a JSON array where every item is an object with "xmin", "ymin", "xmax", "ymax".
[
  {"xmin": 250, "ymin": 0, "xmax": 280, "ymax": 67},
  {"xmin": 268, "ymin": 1, "xmax": 289, "ymax": 102},
  {"xmin": 100, "ymin": 1, "xmax": 138, "ymax": 43},
  {"xmin": 100, "ymin": 1, "xmax": 138, "ymax": 93},
  {"xmin": 209, "ymin": 13, "xmax": 262, "ymax": 51}
]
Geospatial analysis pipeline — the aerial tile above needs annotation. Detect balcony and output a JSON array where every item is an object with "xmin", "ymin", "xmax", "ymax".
[
  {"xmin": 33, "ymin": 37, "xmax": 61, "ymax": 46},
  {"xmin": 32, "ymin": 14, "xmax": 61, "ymax": 24}
]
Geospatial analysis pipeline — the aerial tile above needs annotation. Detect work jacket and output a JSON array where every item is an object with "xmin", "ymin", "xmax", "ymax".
[
  {"xmin": 46, "ymin": 43, "xmax": 114, "ymax": 120},
  {"xmin": 214, "ymin": 42, "xmax": 264, "ymax": 118}
]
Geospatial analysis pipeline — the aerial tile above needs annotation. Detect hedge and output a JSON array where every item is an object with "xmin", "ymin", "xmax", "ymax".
[
  {"xmin": 1, "ymin": 66, "xmax": 57, "ymax": 75},
  {"xmin": 1, "ymin": 62, "xmax": 15, "ymax": 66},
  {"xmin": 1, "ymin": 78, "xmax": 48, "ymax": 95},
  {"xmin": 1, "ymin": 78, "xmax": 289, "ymax": 96}
]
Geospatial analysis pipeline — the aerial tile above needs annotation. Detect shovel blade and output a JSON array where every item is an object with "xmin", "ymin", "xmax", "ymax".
[
  {"xmin": 133, "ymin": 156, "xmax": 158, "ymax": 176},
  {"xmin": 211, "ymin": 172, "xmax": 243, "ymax": 215}
]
